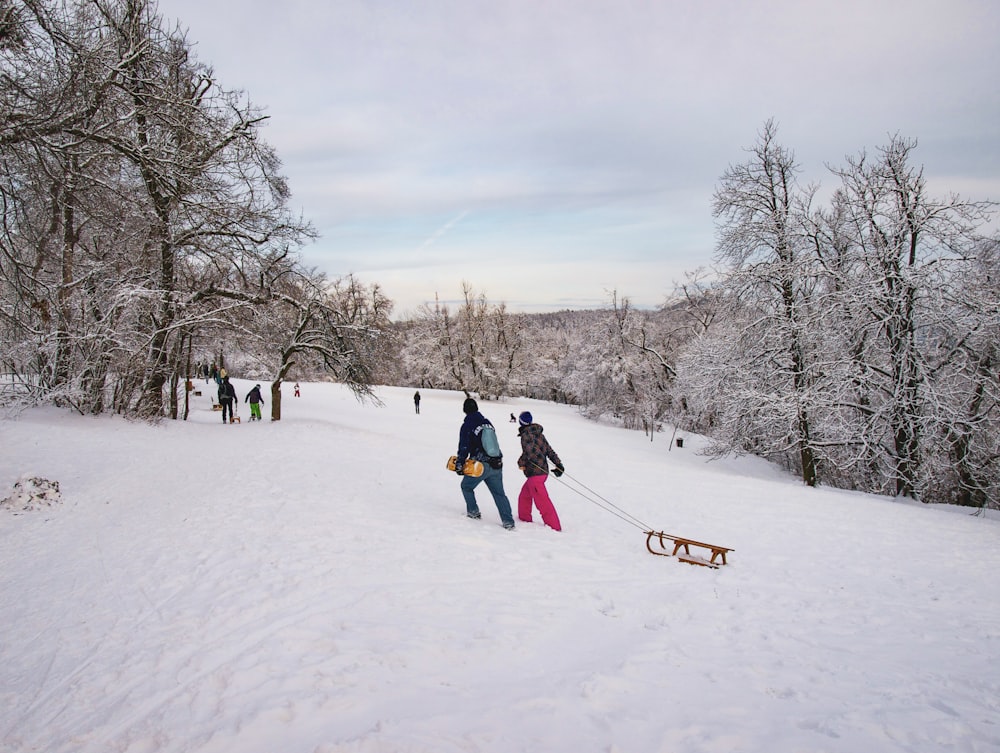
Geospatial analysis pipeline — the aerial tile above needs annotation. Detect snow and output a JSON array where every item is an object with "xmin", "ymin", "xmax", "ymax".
[{"xmin": 1, "ymin": 381, "xmax": 998, "ymax": 753}]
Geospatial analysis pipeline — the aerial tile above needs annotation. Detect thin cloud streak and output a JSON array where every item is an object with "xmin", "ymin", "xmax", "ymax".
[{"xmin": 418, "ymin": 210, "xmax": 470, "ymax": 252}]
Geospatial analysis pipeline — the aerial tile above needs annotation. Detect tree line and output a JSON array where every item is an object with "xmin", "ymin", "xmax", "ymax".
[{"xmin": 3, "ymin": 2, "xmax": 997, "ymax": 507}]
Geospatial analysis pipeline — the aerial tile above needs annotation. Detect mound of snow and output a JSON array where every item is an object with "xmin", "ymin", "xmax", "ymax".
[{"xmin": 1, "ymin": 475, "xmax": 61, "ymax": 513}]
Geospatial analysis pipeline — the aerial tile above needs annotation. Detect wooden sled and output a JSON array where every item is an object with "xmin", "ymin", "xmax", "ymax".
[{"xmin": 645, "ymin": 531, "xmax": 733, "ymax": 568}]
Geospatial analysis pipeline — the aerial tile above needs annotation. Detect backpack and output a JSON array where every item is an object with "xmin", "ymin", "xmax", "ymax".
[{"xmin": 480, "ymin": 424, "xmax": 501, "ymax": 458}]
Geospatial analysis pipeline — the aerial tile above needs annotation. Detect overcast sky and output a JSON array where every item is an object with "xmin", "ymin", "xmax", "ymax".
[{"xmin": 156, "ymin": 0, "xmax": 999, "ymax": 317}]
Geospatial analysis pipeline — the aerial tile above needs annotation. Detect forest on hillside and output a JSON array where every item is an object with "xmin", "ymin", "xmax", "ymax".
[{"xmin": 2, "ymin": 0, "xmax": 998, "ymax": 508}]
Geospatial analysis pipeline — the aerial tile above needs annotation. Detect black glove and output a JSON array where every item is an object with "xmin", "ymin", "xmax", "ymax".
[
  {"xmin": 552, "ymin": 464, "xmax": 564, "ymax": 477},
  {"xmin": 455, "ymin": 460, "xmax": 466, "ymax": 475}
]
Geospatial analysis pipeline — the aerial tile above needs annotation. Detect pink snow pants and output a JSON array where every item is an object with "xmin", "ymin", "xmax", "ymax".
[{"xmin": 518, "ymin": 475, "xmax": 561, "ymax": 531}]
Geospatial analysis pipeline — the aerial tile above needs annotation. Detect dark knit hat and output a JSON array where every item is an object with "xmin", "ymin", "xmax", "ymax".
[
  {"xmin": 518, "ymin": 411, "xmax": 532, "ymax": 426},
  {"xmin": 463, "ymin": 398, "xmax": 478, "ymax": 414}
]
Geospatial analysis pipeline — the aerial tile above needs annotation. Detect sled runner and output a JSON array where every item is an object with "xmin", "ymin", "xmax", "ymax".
[
  {"xmin": 644, "ymin": 531, "xmax": 733, "ymax": 568},
  {"xmin": 446, "ymin": 456, "xmax": 484, "ymax": 478}
]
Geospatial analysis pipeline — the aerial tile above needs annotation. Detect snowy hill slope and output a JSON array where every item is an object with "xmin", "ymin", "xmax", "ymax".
[{"xmin": 1, "ymin": 382, "xmax": 998, "ymax": 753}]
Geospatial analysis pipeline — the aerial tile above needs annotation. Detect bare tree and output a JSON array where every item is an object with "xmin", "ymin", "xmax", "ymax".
[
  {"xmin": 826, "ymin": 136, "xmax": 998, "ymax": 499},
  {"xmin": 397, "ymin": 283, "xmax": 525, "ymax": 400},
  {"xmin": 1, "ymin": 0, "xmax": 315, "ymax": 419},
  {"xmin": 711, "ymin": 119, "xmax": 820, "ymax": 486},
  {"xmin": 231, "ymin": 269, "xmax": 392, "ymax": 420}
]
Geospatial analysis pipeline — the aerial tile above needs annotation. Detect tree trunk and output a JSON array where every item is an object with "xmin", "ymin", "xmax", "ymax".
[{"xmin": 271, "ymin": 381, "xmax": 282, "ymax": 421}]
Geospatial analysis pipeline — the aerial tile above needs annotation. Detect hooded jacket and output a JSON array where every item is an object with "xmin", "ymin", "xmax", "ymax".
[
  {"xmin": 517, "ymin": 423, "xmax": 562, "ymax": 478},
  {"xmin": 457, "ymin": 411, "xmax": 499, "ymax": 465}
]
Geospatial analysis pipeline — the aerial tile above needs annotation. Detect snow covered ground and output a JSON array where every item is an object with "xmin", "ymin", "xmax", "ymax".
[{"xmin": 1, "ymin": 381, "xmax": 998, "ymax": 753}]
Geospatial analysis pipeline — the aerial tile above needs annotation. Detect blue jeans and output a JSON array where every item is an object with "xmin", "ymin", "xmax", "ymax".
[{"xmin": 461, "ymin": 463, "xmax": 514, "ymax": 527}]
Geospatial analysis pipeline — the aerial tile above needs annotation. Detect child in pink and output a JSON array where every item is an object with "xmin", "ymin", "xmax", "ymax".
[{"xmin": 515, "ymin": 411, "xmax": 565, "ymax": 531}]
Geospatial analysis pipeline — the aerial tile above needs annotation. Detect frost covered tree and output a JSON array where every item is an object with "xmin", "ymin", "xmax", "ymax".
[
  {"xmin": 926, "ymin": 238, "xmax": 1000, "ymax": 506},
  {"xmin": 0, "ymin": 0, "xmax": 316, "ymax": 419},
  {"xmin": 512, "ymin": 309, "xmax": 580, "ymax": 404},
  {"xmin": 685, "ymin": 125, "xmax": 998, "ymax": 504},
  {"xmin": 710, "ymin": 120, "xmax": 820, "ymax": 485},
  {"xmin": 823, "ymin": 136, "xmax": 998, "ymax": 499},
  {"xmin": 260, "ymin": 272, "xmax": 392, "ymax": 420},
  {"xmin": 563, "ymin": 293, "xmax": 687, "ymax": 439},
  {"xmin": 190, "ymin": 261, "xmax": 391, "ymax": 420},
  {"xmin": 95, "ymin": 0, "xmax": 313, "ymax": 417},
  {"xmin": 397, "ymin": 284, "xmax": 525, "ymax": 400}
]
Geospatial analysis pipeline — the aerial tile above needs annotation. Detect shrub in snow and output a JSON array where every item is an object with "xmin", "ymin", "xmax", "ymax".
[{"xmin": 1, "ymin": 477, "xmax": 62, "ymax": 513}]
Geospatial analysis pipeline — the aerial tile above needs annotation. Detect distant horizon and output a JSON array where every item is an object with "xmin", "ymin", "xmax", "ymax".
[{"xmin": 387, "ymin": 294, "xmax": 664, "ymax": 320}]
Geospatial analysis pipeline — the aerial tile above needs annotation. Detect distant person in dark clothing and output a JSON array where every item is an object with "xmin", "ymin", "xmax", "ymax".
[
  {"xmin": 218, "ymin": 376, "xmax": 237, "ymax": 424},
  {"xmin": 414, "ymin": 391, "xmax": 421, "ymax": 414},
  {"xmin": 245, "ymin": 384, "xmax": 265, "ymax": 421}
]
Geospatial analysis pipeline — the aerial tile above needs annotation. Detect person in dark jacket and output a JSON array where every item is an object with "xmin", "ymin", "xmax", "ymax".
[
  {"xmin": 455, "ymin": 397, "xmax": 515, "ymax": 529},
  {"xmin": 516, "ymin": 411, "xmax": 564, "ymax": 531},
  {"xmin": 218, "ymin": 376, "xmax": 237, "ymax": 424},
  {"xmin": 413, "ymin": 390, "xmax": 421, "ymax": 414},
  {"xmin": 245, "ymin": 384, "xmax": 265, "ymax": 421}
]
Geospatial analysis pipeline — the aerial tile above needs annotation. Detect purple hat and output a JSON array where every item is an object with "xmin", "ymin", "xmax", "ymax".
[{"xmin": 518, "ymin": 411, "xmax": 532, "ymax": 426}]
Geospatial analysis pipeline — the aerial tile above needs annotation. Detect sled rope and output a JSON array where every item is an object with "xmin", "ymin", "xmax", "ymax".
[
  {"xmin": 530, "ymin": 461, "xmax": 733, "ymax": 567},
  {"xmin": 551, "ymin": 470, "xmax": 653, "ymax": 531},
  {"xmin": 521, "ymin": 458, "xmax": 651, "ymax": 530}
]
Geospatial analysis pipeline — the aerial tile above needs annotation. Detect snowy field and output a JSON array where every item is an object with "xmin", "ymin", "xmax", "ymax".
[{"xmin": 1, "ymin": 381, "xmax": 998, "ymax": 753}]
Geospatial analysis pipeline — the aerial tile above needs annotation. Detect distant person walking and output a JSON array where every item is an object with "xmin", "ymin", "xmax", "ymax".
[
  {"xmin": 413, "ymin": 391, "xmax": 421, "ymax": 414},
  {"xmin": 516, "ymin": 411, "xmax": 564, "ymax": 531},
  {"xmin": 218, "ymin": 376, "xmax": 237, "ymax": 424},
  {"xmin": 245, "ymin": 384, "xmax": 265, "ymax": 421},
  {"xmin": 455, "ymin": 398, "xmax": 515, "ymax": 529},
  {"xmin": 294, "ymin": 382, "xmax": 300, "ymax": 397}
]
